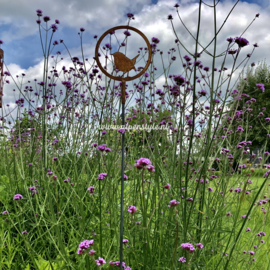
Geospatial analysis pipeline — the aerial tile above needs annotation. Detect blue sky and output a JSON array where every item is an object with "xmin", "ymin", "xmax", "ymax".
[
  {"xmin": 0, "ymin": 0, "xmax": 268, "ymax": 69},
  {"xmin": 0, "ymin": 0, "xmax": 269, "ymax": 112}
]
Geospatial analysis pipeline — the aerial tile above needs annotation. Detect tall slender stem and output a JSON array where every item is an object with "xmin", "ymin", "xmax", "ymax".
[{"xmin": 119, "ymin": 80, "xmax": 125, "ymax": 269}]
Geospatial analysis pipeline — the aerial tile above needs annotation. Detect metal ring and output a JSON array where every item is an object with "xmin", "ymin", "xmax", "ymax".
[{"xmin": 95, "ymin": 25, "xmax": 152, "ymax": 82}]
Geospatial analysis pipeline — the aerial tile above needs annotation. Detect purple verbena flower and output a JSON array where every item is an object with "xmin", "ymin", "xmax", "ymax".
[
  {"xmin": 13, "ymin": 194, "xmax": 23, "ymax": 200},
  {"xmin": 88, "ymin": 186, "xmax": 95, "ymax": 194},
  {"xmin": 117, "ymin": 128, "xmax": 125, "ymax": 134},
  {"xmin": 196, "ymin": 243, "xmax": 204, "ymax": 249},
  {"xmin": 89, "ymin": 249, "xmax": 96, "ymax": 255},
  {"xmin": 168, "ymin": 199, "xmax": 180, "ymax": 207},
  {"xmin": 95, "ymin": 257, "xmax": 106, "ymax": 266},
  {"xmin": 134, "ymin": 158, "xmax": 152, "ymax": 169},
  {"xmin": 51, "ymin": 24, "xmax": 58, "ymax": 32},
  {"xmin": 256, "ymin": 83, "xmax": 265, "ymax": 92},
  {"xmin": 98, "ymin": 173, "xmax": 107, "ymax": 180},
  {"xmin": 152, "ymin": 37, "xmax": 160, "ymax": 44},
  {"xmin": 178, "ymin": 257, "xmax": 186, "ymax": 263},
  {"xmin": 36, "ymin": 9, "xmax": 42, "ymax": 16},
  {"xmin": 77, "ymin": 239, "xmax": 94, "ymax": 255},
  {"xmin": 43, "ymin": 16, "xmax": 50, "ymax": 22},
  {"xmin": 128, "ymin": 205, "xmax": 137, "ymax": 214},
  {"xmin": 124, "ymin": 30, "xmax": 131, "ymax": 36},
  {"xmin": 127, "ymin": 13, "xmax": 134, "ymax": 19},
  {"xmin": 97, "ymin": 144, "xmax": 107, "ymax": 151},
  {"xmin": 234, "ymin": 37, "xmax": 249, "ymax": 47},
  {"xmin": 147, "ymin": 165, "xmax": 155, "ymax": 172},
  {"xmin": 164, "ymin": 183, "xmax": 171, "ymax": 189},
  {"xmin": 181, "ymin": 243, "xmax": 195, "ymax": 253}
]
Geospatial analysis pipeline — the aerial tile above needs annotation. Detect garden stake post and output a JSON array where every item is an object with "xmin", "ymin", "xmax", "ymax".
[
  {"xmin": 95, "ymin": 25, "xmax": 152, "ymax": 268},
  {"xmin": 0, "ymin": 48, "xmax": 3, "ymax": 109}
]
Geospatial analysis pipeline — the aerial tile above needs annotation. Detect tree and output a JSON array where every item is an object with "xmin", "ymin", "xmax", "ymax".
[{"xmin": 236, "ymin": 60, "xmax": 270, "ymax": 153}]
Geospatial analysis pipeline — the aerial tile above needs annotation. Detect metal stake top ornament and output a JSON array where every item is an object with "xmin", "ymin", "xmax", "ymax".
[
  {"xmin": 94, "ymin": 25, "xmax": 152, "ymax": 269},
  {"xmin": 95, "ymin": 25, "xmax": 152, "ymax": 103}
]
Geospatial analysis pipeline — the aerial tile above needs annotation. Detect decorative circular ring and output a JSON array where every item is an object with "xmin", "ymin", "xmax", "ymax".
[{"xmin": 95, "ymin": 25, "xmax": 152, "ymax": 82}]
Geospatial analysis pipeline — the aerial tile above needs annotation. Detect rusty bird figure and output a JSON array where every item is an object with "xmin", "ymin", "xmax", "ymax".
[{"xmin": 111, "ymin": 52, "xmax": 139, "ymax": 77}]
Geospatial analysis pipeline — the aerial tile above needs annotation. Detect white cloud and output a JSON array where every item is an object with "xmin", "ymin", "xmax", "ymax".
[
  {"xmin": 0, "ymin": 0, "xmax": 152, "ymax": 42},
  {"xmin": 1, "ymin": 0, "xmax": 270, "ymax": 127}
]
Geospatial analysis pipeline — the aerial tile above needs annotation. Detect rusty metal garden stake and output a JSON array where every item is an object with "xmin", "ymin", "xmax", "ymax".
[{"xmin": 95, "ymin": 25, "xmax": 152, "ymax": 268}]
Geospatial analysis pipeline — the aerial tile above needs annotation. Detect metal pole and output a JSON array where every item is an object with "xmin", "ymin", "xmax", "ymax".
[
  {"xmin": 119, "ymin": 79, "xmax": 125, "ymax": 269},
  {"xmin": 94, "ymin": 26, "xmax": 152, "ymax": 269}
]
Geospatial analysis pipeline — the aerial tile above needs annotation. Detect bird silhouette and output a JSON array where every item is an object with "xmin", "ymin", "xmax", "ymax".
[{"xmin": 111, "ymin": 52, "xmax": 139, "ymax": 77}]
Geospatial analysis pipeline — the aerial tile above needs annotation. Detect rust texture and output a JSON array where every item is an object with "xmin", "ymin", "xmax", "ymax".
[
  {"xmin": 111, "ymin": 52, "xmax": 139, "ymax": 77},
  {"xmin": 121, "ymin": 80, "xmax": 126, "ymax": 104},
  {"xmin": 0, "ymin": 49, "xmax": 3, "ymax": 108},
  {"xmin": 95, "ymin": 25, "xmax": 152, "ymax": 104}
]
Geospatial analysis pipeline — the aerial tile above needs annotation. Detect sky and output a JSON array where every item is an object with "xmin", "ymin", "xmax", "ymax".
[{"xmin": 0, "ymin": 0, "xmax": 270, "ymax": 122}]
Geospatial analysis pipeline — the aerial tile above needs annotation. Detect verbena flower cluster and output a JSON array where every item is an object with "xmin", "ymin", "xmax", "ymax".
[{"xmin": 0, "ymin": 5, "xmax": 268, "ymax": 269}]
